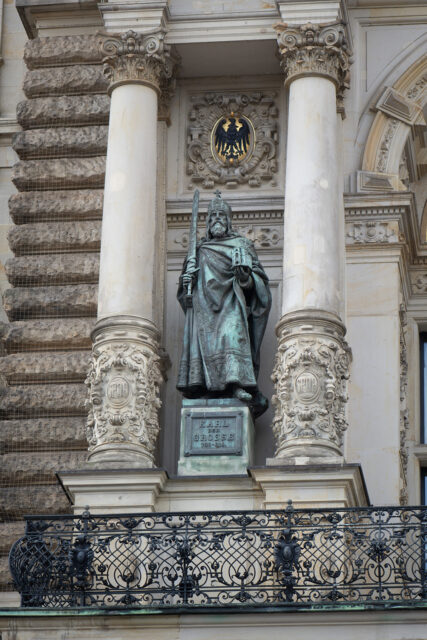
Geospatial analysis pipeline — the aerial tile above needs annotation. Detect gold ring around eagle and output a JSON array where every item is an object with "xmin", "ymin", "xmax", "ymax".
[{"xmin": 211, "ymin": 114, "xmax": 256, "ymax": 166}]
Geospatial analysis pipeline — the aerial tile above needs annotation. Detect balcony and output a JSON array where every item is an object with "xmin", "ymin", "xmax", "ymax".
[{"xmin": 8, "ymin": 502, "xmax": 427, "ymax": 611}]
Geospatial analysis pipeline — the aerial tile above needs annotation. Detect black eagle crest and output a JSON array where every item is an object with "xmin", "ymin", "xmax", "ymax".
[{"xmin": 214, "ymin": 116, "xmax": 250, "ymax": 162}]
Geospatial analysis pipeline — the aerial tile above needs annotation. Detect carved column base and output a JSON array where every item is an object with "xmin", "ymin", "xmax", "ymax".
[
  {"xmin": 85, "ymin": 316, "xmax": 162, "ymax": 467},
  {"xmin": 271, "ymin": 310, "xmax": 351, "ymax": 462}
]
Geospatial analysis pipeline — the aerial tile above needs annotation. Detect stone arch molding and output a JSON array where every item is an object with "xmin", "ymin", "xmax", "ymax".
[{"xmin": 358, "ymin": 54, "xmax": 427, "ymax": 193}]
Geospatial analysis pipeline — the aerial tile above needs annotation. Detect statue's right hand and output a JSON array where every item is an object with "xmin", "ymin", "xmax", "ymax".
[{"xmin": 182, "ymin": 272, "xmax": 194, "ymax": 287}]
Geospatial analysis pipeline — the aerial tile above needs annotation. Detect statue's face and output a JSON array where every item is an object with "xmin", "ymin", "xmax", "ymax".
[{"xmin": 209, "ymin": 208, "xmax": 228, "ymax": 238}]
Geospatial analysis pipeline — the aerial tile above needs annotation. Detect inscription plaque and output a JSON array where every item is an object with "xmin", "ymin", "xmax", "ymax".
[{"xmin": 184, "ymin": 411, "xmax": 243, "ymax": 456}]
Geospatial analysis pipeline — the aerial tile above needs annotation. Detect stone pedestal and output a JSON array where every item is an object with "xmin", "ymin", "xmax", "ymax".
[
  {"xmin": 251, "ymin": 464, "xmax": 368, "ymax": 509},
  {"xmin": 177, "ymin": 399, "xmax": 254, "ymax": 476},
  {"xmin": 58, "ymin": 468, "xmax": 167, "ymax": 514}
]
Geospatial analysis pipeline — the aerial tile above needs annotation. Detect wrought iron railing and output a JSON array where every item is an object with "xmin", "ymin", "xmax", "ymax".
[{"xmin": 8, "ymin": 502, "xmax": 427, "ymax": 610}]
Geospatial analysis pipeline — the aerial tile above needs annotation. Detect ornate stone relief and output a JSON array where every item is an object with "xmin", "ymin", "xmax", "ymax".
[
  {"xmin": 411, "ymin": 272, "xmax": 427, "ymax": 293},
  {"xmin": 275, "ymin": 22, "xmax": 351, "ymax": 99},
  {"xmin": 271, "ymin": 315, "xmax": 351, "ymax": 459},
  {"xmin": 186, "ymin": 91, "xmax": 279, "ymax": 189},
  {"xmin": 85, "ymin": 318, "xmax": 162, "ymax": 466},
  {"xmin": 406, "ymin": 74, "xmax": 427, "ymax": 102},
  {"xmin": 346, "ymin": 221, "xmax": 399, "ymax": 244},
  {"xmin": 101, "ymin": 30, "xmax": 179, "ymax": 94},
  {"xmin": 172, "ymin": 224, "xmax": 282, "ymax": 251},
  {"xmin": 399, "ymin": 304, "xmax": 409, "ymax": 506},
  {"xmin": 375, "ymin": 117, "xmax": 400, "ymax": 173}
]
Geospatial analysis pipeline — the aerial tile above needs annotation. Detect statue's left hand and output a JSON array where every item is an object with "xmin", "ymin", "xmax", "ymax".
[{"xmin": 234, "ymin": 266, "xmax": 253, "ymax": 288}]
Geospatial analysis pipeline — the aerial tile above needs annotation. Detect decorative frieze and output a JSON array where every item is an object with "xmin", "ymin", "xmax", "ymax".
[
  {"xmin": 101, "ymin": 30, "xmax": 178, "ymax": 95},
  {"xmin": 186, "ymin": 91, "xmax": 279, "ymax": 189},
  {"xmin": 271, "ymin": 313, "xmax": 351, "ymax": 460},
  {"xmin": 171, "ymin": 223, "xmax": 282, "ymax": 252},
  {"xmin": 85, "ymin": 317, "xmax": 163, "ymax": 467},
  {"xmin": 275, "ymin": 21, "xmax": 351, "ymax": 96},
  {"xmin": 345, "ymin": 221, "xmax": 399, "ymax": 245}
]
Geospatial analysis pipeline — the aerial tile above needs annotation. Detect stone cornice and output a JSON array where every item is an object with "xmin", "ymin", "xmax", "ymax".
[
  {"xmin": 275, "ymin": 21, "xmax": 352, "ymax": 95},
  {"xmin": 101, "ymin": 29, "xmax": 179, "ymax": 95}
]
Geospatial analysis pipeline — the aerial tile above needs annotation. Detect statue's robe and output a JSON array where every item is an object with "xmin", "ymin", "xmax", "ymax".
[{"xmin": 177, "ymin": 233, "xmax": 271, "ymax": 396}]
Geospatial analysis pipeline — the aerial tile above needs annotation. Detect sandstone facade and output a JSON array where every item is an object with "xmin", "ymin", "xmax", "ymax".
[{"xmin": 0, "ymin": 35, "xmax": 106, "ymax": 588}]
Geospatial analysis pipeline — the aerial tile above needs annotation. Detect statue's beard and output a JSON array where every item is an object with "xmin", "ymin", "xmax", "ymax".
[{"xmin": 210, "ymin": 222, "xmax": 226, "ymax": 238}]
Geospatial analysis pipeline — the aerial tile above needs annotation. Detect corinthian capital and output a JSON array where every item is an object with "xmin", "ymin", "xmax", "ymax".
[
  {"xmin": 101, "ymin": 29, "xmax": 179, "ymax": 95},
  {"xmin": 275, "ymin": 21, "xmax": 351, "ymax": 95}
]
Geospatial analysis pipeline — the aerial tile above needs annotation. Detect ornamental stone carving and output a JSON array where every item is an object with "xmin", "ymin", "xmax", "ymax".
[
  {"xmin": 275, "ymin": 22, "xmax": 351, "ymax": 96},
  {"xmin": 375, "ymin": 117, "xmax": 400, "ymax": 173},
  {"xmin": 85, "ymin": 317, "xmax": 162, "ymax": 466},
  {"xmin": 173, "ymin": 224, "xmax": 282, "ymax": 251},
  {"xmin": 186, "ymin": 91, "xmax": 279, "ymax": 189},
  {"xmin": 346, "ymin": 221, "xmax": 399, "ymax": 244},
  {"xmin": 412, "ymin": 272, "xmax": 427, "ymax": 293},
  {"xmin": 271, "ymin": 314, "xmax": 351, "ymax": 459},
  {"xmin": 101, "ymin": 30, "xmax": 178, "ymax": 95}
]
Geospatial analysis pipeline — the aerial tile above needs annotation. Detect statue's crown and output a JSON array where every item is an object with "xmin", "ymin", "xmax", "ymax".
[{"xmin": 207, "ymin": 189, "xmax": 231, "ymax": 216}]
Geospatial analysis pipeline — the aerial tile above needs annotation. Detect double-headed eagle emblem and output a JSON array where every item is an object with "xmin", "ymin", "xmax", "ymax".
[{"xmin": 213, "ymin": 115, "xmax": 251, "ymax": 164}]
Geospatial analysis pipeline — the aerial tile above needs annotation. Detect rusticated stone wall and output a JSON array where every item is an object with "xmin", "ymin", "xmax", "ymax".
[{"xmin": 0, "ymin": 35, "xmax": 107, "ymax": 589}]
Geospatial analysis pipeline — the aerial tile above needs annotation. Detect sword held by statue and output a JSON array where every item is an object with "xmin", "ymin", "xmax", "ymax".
[{"xmin": 184, "ymin": 188, "xmax": 200, "ymax": 308}]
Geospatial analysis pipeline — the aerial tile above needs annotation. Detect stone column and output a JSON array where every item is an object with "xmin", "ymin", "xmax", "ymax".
[
  {"xmin": 271, "ymin": 22, "xmax": 352, "ymax": 462},
  {"xmin": 85, "ymin": 30, "xmax": 177, "ymax": 467}
]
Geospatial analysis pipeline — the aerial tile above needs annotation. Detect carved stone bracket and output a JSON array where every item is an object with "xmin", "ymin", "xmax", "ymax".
[
  {"xmin": 85, "ymin": 316, "xmax": 162, "ymax": 467},
  {"xmin": 275, "ymin": 21, "xmax": 351, "ymax": 99},
  {"xmin": 186, "ymin": 91, "xmax": 279, "ymax": 189},
  {"xmin": 271, "ymin": 312, "xmax": 351, "ymax": 460},
  {"xmin": 101, "ymin": 29, "xmax": 179, "ymax": 95}
]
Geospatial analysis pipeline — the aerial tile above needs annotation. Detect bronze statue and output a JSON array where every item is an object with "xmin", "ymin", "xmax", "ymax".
[{"xmin": 177, "ymin": 190, "xmax": 271, "ymax": 417}]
